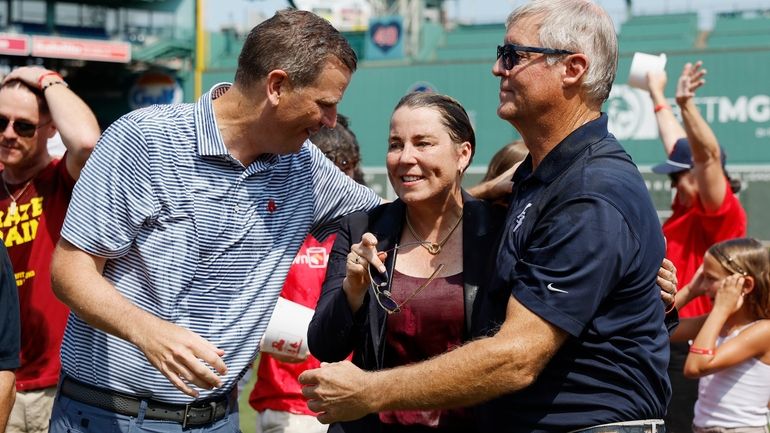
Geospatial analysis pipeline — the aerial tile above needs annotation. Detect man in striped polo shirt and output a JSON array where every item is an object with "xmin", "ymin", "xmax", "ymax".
[{"xmin": 48, "ymin": 9, "xmax": 380, "ymax": 433}]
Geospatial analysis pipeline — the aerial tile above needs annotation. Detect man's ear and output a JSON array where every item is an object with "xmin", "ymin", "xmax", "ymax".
[
  {"xmin": 43, "ymin": 122, "xmax": 57, "ymax": 140},
  {"xmin": 266, "ymin": 69, "xmax": 290, "ymax": 106},
  {"xmin": 562, "ymin": 53, "xmax": 589, "ymax": 88}
]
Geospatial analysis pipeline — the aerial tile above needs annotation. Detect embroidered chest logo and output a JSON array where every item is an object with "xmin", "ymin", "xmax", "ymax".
[
  {"xmin": 267, "ymin": 199, "xmax": 277, "ymax": 213},
  {"xmin": 512, "ymin": 202, "xmax": 533, "ymax": 233}
]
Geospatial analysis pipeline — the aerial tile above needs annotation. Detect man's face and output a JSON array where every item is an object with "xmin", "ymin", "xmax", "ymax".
[
  {"xmin": 492, "ymin": 16, "xmax": 564, "ymax": 126},
  {"xmin": 0, "ymin": 86, "xmax": 51, "ymax": 168},
  {"xmin": 274, "ymin": 56, "xmax": 352, "ymax": 154}
]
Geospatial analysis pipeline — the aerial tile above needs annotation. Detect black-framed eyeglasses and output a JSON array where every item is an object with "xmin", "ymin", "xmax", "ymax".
[
  {"xmin": 496, "ymin": 44, "xmax": 575, "ymax": 70},
  {"xmin": 0, "ymin": 115, "xmax": 49, "ymax": 138},
  {"xmin": 712, "ymin": 248, "xmax": 748, "ymax": 276},
  {"xmin": 367, "ymin": 241, "xmax": 445, "ymax": 314}
]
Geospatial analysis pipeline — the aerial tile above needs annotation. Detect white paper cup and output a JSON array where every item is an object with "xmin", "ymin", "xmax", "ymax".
[
  {"xmin": 628, "ymin": 52, "xmax": 667, "ymax": 90},
  {"xmin": 260, "ymin": 297, "xmax": 315, "ymax": 359}
]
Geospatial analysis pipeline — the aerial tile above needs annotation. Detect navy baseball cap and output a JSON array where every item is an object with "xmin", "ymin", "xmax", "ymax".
[{"xmin": 652, "ymin": 138, "xmax": 726, "ymax": 175}]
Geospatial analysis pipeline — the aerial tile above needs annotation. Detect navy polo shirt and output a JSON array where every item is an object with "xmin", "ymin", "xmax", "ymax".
[
  {"xmin": 0, "ymin": 242, "xmax": 19, "ymax": 372},
  {"xmin": 473, "ymin": 114, "xmax": 671, "ymax": 433}
]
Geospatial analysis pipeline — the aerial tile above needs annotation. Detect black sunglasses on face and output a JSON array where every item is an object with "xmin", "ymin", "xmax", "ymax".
[
  {"xmin": 496, "ymin": 44, "xmax": 576, "ymax": 70},
  {"xmin": 0, "ymin": 115, "xmax": 44, "ymax": 138}
]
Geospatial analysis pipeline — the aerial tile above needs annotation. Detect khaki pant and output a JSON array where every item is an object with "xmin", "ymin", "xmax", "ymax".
[
  {"xmin": 256, "ymin": 409, "xmax": 327, "ymax": 433},
  {"xmin": 692, "ymin": 425, "xmax": 770, "ymax": 433},
  {"xmin": 7, "ymin": 387, "xmax": 56, "ymax": 433}
]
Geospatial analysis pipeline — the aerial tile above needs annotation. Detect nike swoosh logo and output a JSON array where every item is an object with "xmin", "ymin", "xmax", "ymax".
[{"xmin": 547, "ymin": 283, "xmax": 568, "ymax": 294}]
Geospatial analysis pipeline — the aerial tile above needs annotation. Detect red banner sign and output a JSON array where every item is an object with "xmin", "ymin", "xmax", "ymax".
[
  {"xmin": 0, "ymin": 34, "xmax": 30, "ymax": 56},
  {"xmin": 31, "ymin": 36, "xmax": 131, "ymax": 63}
]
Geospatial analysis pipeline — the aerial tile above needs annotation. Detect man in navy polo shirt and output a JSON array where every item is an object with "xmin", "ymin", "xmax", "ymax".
[
  {"xmin": 0, "ymin": 242, "xmax": 20, "ymax": 433},
  {"xmin": 299, "ymin": 1, "xmax": 671, "ymax": 432}
]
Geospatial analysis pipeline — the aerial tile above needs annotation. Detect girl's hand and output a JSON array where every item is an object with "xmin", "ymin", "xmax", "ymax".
[
  {"xmin": 688, "ymin": 265, "xmax": 708, "ymax": 298},
  {"xmin": 713, "ymin": 274, "xmax": 745, "ymax": 314}
]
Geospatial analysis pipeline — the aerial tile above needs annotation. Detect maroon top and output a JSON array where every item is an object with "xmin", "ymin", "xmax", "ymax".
[{"xmin": 379, "ymin": 269, "xmax": 472, "ymax": 430}]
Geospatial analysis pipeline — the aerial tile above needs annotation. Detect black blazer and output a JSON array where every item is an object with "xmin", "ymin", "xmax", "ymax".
[{"xmin": 308, "ymin": 190, "xmax": 504, "ymax": 433}]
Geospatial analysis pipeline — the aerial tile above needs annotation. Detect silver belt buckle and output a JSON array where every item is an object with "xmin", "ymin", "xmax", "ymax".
[
  {"xmin": 182, "ymin": 403, "xmax": 192, "ymax": 429},
  {"xmin": 182, "ymin": 401, "xmax": 218, "ymax": 429}
]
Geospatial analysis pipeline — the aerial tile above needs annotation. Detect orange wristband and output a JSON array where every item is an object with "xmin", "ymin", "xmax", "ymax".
[
  {"xmin": 688, "ymin": 346, "xmax": 715, "ymax": 356},
  {"xmin": 37, "ymin": 71, "xmax": 63, "ymax": 90},
  {"xmin": 654, "ymin": 104, "xmax": 669, "ymax": 113}
]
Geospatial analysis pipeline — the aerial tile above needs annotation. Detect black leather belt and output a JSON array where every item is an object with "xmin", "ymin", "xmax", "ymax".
[{"xmin": 60, "ymin": 377, "xmax": 231, "ymax": 428}]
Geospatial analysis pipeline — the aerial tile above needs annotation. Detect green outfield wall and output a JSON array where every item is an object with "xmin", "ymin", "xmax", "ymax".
[{"xmin": 202, "ymin": 34, "xmax": 770, "ymax": 238}]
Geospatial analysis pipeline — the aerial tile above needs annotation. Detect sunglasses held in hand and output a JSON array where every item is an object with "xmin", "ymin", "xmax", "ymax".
[{"xmin": 366, "ymin": 241, "xmax": 445, "ymax": 314}]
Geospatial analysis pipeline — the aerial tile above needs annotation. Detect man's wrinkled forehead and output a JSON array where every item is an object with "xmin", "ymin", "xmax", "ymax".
[{"xmin": 504, "ymin": 14, "xmax": 542, "ymax": 44}]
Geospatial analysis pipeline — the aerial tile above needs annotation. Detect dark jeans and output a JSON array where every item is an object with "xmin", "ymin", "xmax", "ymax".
[{"xmin": 666, "ymin": 341, "xmax": 700, "ymax": 433}]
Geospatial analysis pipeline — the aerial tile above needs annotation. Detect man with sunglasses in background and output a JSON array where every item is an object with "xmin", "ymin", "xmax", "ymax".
[
  {"xmin": 0, "ymin": 66, "xmax": 99, "ymax": 433},
  {"xmin": 647, "ymin": 62, "xmax": 747, "ymax": 433},
  {"xmin": 300, "ymin": 1, "xmax": 672, "ymax": 432}
]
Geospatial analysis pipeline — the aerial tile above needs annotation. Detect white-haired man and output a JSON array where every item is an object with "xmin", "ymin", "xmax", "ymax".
[{"xmin": 299, "ymin": 2, "xmax": 671, "ymax": 432}]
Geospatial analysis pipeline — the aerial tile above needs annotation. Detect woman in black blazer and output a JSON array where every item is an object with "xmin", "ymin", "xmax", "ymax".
[{"xmin": 308, "ymin": 92, "xmax": 505, "ymax": 433}]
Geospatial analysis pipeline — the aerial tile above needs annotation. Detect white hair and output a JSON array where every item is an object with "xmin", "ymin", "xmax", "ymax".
[{"xmin": 506, "ymin": 0, "xmax": 618, "ymax": 104}]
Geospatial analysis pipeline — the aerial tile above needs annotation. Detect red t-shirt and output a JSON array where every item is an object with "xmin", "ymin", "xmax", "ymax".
[
  {"xmin": 1, "ymin": 157, "xmax": 74, "ymax": 390},
  {"xmin": 663, "ymin": 182, "xmax": 746, "ymax": 318},
  {"xmin": 249, "ymin": 234, "xmax": 336, "ymax": 416}
]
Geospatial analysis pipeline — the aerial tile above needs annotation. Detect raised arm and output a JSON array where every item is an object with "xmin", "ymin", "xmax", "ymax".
[
  {"xmin": 50, "ymin": 239, "xmax": 228, "ymax": 397},
  {"xmin": 3, "ymin": 66, "xmax": 100, "ymax": 180},
  {"xmin": 675, "ymin": 61, "xmax": 727, "ymax": 212},
  {"xmin": 300, "ymin": 294, "xmax": 568, "ymax": 423},
  {"xmin": 647, "ymin": 70, "xmax": 686, "ymax": 154},
  {"xmin": 307, "ymin": 218, "xmax": 372, "ymax": 362}
]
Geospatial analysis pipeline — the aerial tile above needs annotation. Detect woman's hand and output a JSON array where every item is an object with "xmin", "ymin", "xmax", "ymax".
[
  {"xmin": 342, "ymin": 233, "xmax": 386, "ymax": 312},
  {"xmin": 658, "ymin": 257, "xmax": 678, "ymax": 310}
]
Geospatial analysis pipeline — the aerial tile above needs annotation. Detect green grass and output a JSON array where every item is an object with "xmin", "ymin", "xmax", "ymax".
[{"xmin": 237, "ymin": 361, "xmax": 259, "ymax": 433}]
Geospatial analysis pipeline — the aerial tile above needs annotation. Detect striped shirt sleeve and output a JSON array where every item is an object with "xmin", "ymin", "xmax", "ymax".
[
  {"xmin": 306, "ymin": 143, "xmax": 380, "ymax": 240},
  {"xmin": 61, "ymin": 115, "xmax": 157, "ymax": 258}
]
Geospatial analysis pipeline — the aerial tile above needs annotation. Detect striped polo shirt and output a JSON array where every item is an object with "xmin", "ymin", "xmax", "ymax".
[{"xmin": 59, "ymin": 83, "xmax": 380, "ymax": 403}]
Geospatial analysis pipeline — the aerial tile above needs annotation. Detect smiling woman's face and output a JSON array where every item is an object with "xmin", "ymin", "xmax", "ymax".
[{"xmin": 386, "ymin": 105, "xmax": 470, "ymax": 206}]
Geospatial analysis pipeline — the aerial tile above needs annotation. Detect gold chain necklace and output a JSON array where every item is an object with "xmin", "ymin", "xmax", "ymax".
[
  {"xmin": 405, "ymin": 212, "xmax": 463, "ymax": 255},
  {"xmin": 2, "ymin": 176, "xmax": 33, "ymax": 217}
]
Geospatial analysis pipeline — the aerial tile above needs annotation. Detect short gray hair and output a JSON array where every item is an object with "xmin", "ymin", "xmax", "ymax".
[{"xmin": 506, "ymin": 0, "xmax": 618, "ymax": 104}]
